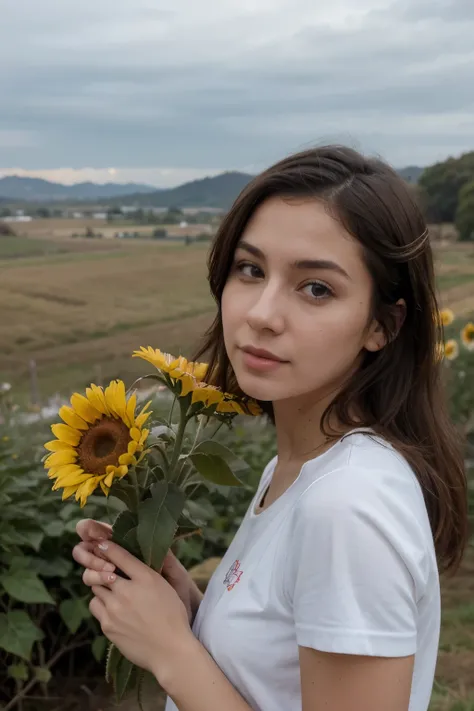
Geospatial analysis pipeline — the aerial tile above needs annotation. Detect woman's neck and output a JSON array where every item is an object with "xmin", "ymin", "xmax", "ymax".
[{"xmin": 272, "ymin": 388, "xmax": 356, "ymax": 465}]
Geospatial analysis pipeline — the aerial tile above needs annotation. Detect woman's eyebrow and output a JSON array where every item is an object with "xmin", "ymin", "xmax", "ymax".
[{"xmin": 236, "ymin": 240, "xmax": 351, "ymax": 280}]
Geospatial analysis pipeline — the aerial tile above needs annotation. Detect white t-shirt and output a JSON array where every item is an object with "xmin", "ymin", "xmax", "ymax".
[{"xmin": 165, "ymin": 429, "xmax": 440, "ymax": 711}]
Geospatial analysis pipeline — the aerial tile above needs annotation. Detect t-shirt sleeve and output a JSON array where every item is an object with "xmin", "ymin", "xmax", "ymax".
[{"xmin": 289, "ymin": 465, "xmax": 430, "ymax": 657}]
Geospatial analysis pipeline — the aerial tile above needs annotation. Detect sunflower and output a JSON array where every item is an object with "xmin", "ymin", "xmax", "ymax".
[
  {"xmin": 461, "ymin": 322, "xmax": 474, "ymax": 351},
  {"xmin": 133, "ymin": 347, "xmax": 208, "ymax": 382},
  {"xmin": 439, "ymin": 308, "xmax": 454, "ymax": 327},
  {"xmin": 44, "ymin": 381, "xmax": 151, "ymax": 507},
  {"xmin": 444, "ymin": 339, "xmax": 459, "ymax": 361},
  {"xmin": 133, "ymin": 346, "xmax": 262, "ymax": 416}
]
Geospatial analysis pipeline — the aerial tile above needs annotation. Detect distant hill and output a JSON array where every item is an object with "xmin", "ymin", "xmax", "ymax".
[
  {"xmin": 398, "ymin": 166, "xmax": 424, "ymax": 184},
  {"xmin": 0, "ymin": 176, "xmax": 157, "ymax": 201},
  {"xmin": 116, "ymin": 167, "xmax": 424, "ymax": 209},
  {"xmin": 0, "ymin": 165, "xmax": 425, "ymax": 208},
  {"xmin": 110, "ymin": 171, "xmax": 254, "ymax": 209}
]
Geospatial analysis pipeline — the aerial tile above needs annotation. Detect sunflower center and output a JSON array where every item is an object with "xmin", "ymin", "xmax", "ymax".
[{"xmin": 77, "ymin": 417, "xmax": 131, "ymax": 475}]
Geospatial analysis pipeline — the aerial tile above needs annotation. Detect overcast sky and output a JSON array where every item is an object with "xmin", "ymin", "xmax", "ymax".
[{"xmin": 1, "ymin": 0, "xmax": 473, "ymax": 187}]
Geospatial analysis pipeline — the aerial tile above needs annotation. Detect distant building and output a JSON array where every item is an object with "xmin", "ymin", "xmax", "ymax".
[
  {"xmin": 4, "ymin": 215, "xmax": 32, "ymax": 223},
  {"xmin": 92, "ymin": 212, "xmax": 107, "ymax": 220}
]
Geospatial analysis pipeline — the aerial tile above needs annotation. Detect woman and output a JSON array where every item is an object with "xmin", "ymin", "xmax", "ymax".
[{"xmin": 73, "ymin": 145, "xmax": 468, "ymax": 711}]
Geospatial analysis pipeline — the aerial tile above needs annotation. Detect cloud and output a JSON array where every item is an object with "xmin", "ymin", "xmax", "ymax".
[{"xmin": 1, "ymin": 0, "xmax": 473, "ymax": 184}]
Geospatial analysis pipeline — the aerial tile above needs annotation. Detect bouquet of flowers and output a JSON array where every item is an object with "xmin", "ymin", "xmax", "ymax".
[{"xmin": 43, "ymin": 346, "xmax": 261, "ymax": 702}]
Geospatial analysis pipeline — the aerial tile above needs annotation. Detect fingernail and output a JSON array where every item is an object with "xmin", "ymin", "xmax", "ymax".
[
  {"xmin": 98, "ymin": 542, "xmax": 108, "ymax": 551},
  {"xmin": 103, "ymin": 562, "xmax": 115, "ymax": 572},
  {"xmin": 107, "ymin": 574, "xmax": 116, "ymax": 582}
]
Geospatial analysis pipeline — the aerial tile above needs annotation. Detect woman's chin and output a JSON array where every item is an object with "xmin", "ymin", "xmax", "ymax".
[{"xmin": 235, "ymin": 372, "xmax": 286, "ymax": 403}]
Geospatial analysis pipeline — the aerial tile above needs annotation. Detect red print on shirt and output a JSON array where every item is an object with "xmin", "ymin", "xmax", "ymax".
[{"xmin": 223, "ymin": 559, "xmax": 243, "ymax": 591}]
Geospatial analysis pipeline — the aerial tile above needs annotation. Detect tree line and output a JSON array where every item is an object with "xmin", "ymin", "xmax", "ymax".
[{"xmin": 417, "ymin": 151, "xmax": 474, "ymax": 241}]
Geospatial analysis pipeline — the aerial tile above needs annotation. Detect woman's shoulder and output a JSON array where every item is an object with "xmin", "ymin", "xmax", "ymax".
[{"xmin": 299, "ymin": 431, "xmax": 430, "ymax": 528}]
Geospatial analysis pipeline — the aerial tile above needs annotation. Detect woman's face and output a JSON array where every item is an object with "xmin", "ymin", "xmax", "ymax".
[{"xmin": 221, "ymin": 196, "xmax": 385, "ymax": 405}]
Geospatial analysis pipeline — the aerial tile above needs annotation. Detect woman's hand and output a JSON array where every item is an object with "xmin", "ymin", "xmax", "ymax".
[
  {"xmin": 73, "ymin": 519, "xmax": 204, "ymax": 623},
  {"xmin": 82, "ymin": 539, "xmax": 195, "ymax": 682}
]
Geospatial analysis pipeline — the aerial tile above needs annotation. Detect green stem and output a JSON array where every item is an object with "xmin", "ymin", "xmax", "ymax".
[
  {"xmin": 128, "ymin": 468, "xmax": 141, "ymax": 509},
  {"xmin": 167, "ymin": 393, "xmax": 177, "ymax": 426},
  {"xmin": 209, "ymin": 420, "xmax": 225, "ymax": 440},
  {"xmin": 168, "ymin": 399, "xmax": 189, "ymax": 482}
]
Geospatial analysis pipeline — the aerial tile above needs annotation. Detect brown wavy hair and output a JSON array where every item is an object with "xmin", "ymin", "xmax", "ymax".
[{"xmin": 193, "ymin": 145, "xmax": 468, "ymax": 574}]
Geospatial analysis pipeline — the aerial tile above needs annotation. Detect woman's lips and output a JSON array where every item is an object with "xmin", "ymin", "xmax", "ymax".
[{"xmin": 240, "ymin": 348, "xmax": 287, "ymax": 372}]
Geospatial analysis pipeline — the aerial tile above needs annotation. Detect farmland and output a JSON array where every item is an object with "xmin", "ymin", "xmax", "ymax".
[{"xmin": 1, "ymin": 220, "xmax": 474, "ymax": 403}]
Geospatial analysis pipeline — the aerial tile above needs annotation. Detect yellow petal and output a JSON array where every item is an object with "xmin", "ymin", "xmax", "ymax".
[
  {"xmin": 45, "ymin": 450, "xmax": 78, "ymax": 468},
  {"xmin": 113, "ymin": 380, "xmax": 127, "ymax": 418},
  {"xmin": 118, "ymin": 465, "xmax": 128, "ymax": 478},
  {"xmin": 100, "ymin": 480, "xmax": 109, "ymax": 497},
  {"xmin": 44, "ymin": 440, "xmax": 75, "ymax": 453},
  {"xmin": 104, "ymin": 471, "xmax": 116, "ymax": 487},
  {"xmin": 51, "ymin": 423, "xmax": 82, "ymax": 446},
  {"xmin": 216, "ymin": 400, "xmax": 243, "ymax": 414},
  {"xmin": 118, "ymin": 453, "xmax": 135, "ymax": 466},
  {"xmin": 134, "ymin": 410, "xmax": 152, "ymax": 429},
  {"xmin": 54, "ymin": 471, "xmax": 90, "ymax": 489},
  {"xmin": 139, "ymin": 429, "xmax": 149, "ymax": 447},
  {"xmin": 125, "ymin": 443, "xmax": 136, "ymax": 460},
  {"xmin": 126, "ymin": 393, "xmax": 137, "ymax": 426},
  {"xmin": 70, "ymin": 393, "xmax": 102, "ymax": 424},
  {"xmin": 191, "ymin": 362, "xmax": 209, "ymax": 381},
  {"xmin": 76, "ymin": 477, "xmax": 100, "ymax": 507},
  {"xmin": 59, "ymin": 406, "xmax": 89, "ymax": 431},
  {"xmin": 61, "ymin": 486, "xmax": 78, "ymax": 501},
  {"xmin": 86, "ymin": 385, "xmax": 110, "ymax": 416},
  {"xmin": 54, "ymin": 463, "xmax": 83, "ymax": 479},
  {"xmin": 130, "ymin": 427, "xmax": 141, "ymax": 442},
  {"xmin": 179, "ymin": 373, "xmax": 195, "ymax": 397}
]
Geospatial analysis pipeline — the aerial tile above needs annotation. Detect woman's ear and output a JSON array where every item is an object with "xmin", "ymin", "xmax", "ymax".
[{"xmin": 364, "ymin": 299, "xmax": 406, "ymax": 352}]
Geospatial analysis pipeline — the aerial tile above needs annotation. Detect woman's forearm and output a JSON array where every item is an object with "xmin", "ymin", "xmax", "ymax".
[
  {"xmin": 156, "ymin": 635, "xmax": 253, "ymax": 711},
  {"xmin": 190, "ymin": 583, "xmax": 204, "ymax": 624}
]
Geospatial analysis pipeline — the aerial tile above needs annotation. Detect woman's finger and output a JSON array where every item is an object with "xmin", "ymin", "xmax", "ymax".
[
  {"xmin": 83, "ymin": 568, "xmax": 117, "ymax": 588},
  {"xmin": 89, "ymin": 595, "xmax": 107, "ymax": 624},
  {"xmin": 92, "ymin": 584, "xmax": 113, "ymax": 604},
  {"xmin": 73, "ymin": 541, "xmax": 116, "ymax": 572},
  {"xmin": 76, "ymin": 519, "xmax": 113, "ymax": 542}
]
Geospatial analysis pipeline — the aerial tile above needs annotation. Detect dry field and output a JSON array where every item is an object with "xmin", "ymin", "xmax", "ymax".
[{"xmin": 0, "ymin": 223, "xmax": 473, "ymax": 405}]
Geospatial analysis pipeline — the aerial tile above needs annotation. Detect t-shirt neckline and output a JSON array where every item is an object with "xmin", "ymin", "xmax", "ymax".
[{"xmin": 250, "ymin": 427, "xmax": 375, "ymax": 519}]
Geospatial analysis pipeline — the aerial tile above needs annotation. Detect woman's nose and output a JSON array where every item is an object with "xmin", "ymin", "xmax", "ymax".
[{"xmin": 246, "ymin": 284, "xmax": 285, "ymax": 334}]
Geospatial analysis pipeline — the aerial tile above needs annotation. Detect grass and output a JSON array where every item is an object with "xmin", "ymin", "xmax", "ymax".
[
  {"xmin": 1, "ymin": 236, "xmax": 473, "ymax": 403},
  {"xmin": 0, "ymin": 237, "xmax": 214, "ymax": 401}
]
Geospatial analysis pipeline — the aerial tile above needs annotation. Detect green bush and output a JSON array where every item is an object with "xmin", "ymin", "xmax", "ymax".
[{"xmin": 0, "ymin": 430, "xmax": 119, "ymax": 707}]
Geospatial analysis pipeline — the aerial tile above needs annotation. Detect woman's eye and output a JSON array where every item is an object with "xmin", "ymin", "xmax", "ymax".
[
  {"xmin": 236, "ymin": 262, "xmax": 262, "ymax": 279},
  {"xmin": 301, "ymin": 282, "xmax": 332, "ymax": 300}
]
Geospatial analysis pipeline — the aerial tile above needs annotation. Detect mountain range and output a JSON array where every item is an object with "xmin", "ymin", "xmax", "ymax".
[
  {"xmin": 0, "ymin": 166, "xmax": 425, "ymax": 209},
  {"xmin": 0, "ymin": 176, "xmax": 157, "ymax": 201}
]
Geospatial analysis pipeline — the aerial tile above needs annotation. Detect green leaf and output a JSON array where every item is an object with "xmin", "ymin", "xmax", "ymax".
[
  {"xmin": 59, "ymin": 502, "xmax": 80, "ymax": 520},
  {"xmin": 59, "ymin": 598, "xmax": 90, "ymax": 634},
  {"xmin": 112, "ymin": 511, "xmax": 141, "ymax": 557},
  {"xmin": 43, "ymin": 520, "xmax": 64, "ymax": 537},
  {"xmin": 137, "ymin": 481, "xmax": 185, "ymax": 571},
  {"xmin": 92, "ymin": 635, "xmax": 107, "ymax": 662},
  {"xmin": 193, "ymin": 440, "xmax": 250, "ymax": 474},
  {"xmin": 33, "ymin": 556, "xmax": 73, "ymax": 578},
  {"xmin": 105, "ymin": 643, "xmax": 121, "ymax": 683},
  {"xmin": 8, "ymin": 662, "xmax": 28, "ymax": 682},
  {"xmin": 182, "ymin": 499, "xmax": 215, "ymax": 525},
  {"xmin": 20, "ymin": 529, "xmax": 44, "ymax": 551},
  {"xmin": 109, "ymin": 483, "xmax": 139, "ymax": 513},
  {"xmin": 0, "ymin": 570, "xmax": 55, "ymax": 604},
  {"xmin": 115, "ymin": 656, "xmax": 138, "ymax": 702},
  {"xmin": 34, "ymin": 667, "xmax": 52, "ymax": 684},
  {"xmin": 0, "ymin": 610, "xmax": 44, "ymax": 661},
  {"xmin": 189, "ymin": 452, "xmax": 243, "ymax": 487}
]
